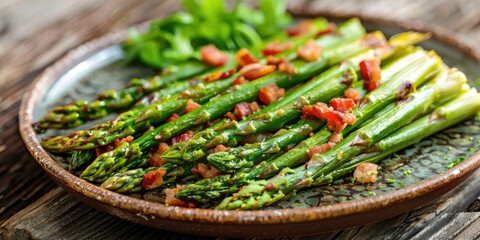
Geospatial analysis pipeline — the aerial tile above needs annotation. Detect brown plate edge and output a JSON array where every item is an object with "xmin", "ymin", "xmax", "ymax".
[{"xmin": 18, "ymin": 11, "xmax": 480, "ymax": 236}]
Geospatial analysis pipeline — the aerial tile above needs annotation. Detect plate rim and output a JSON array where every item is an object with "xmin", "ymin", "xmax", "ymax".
[{"xmin": 18, "ymin": 11, "xmax": 480, "ymax": 227}]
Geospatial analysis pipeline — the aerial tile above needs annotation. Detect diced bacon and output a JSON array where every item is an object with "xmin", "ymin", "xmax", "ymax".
[
  {"xmin": 278, "ymin": 57, "xmax": 296, "ymax": 74},
  {"xmin": 170, "ymin": 130, "xmax": 195, "ymax": 145},
  {"xmin": 234, "ymin": 101, "xmax": 261, "ymax": 119},
  {"xmin": 286, "ymin": 20, "xmax": 313, "ymax": 37},
  {"xmin": 166, "ymin": 113, "xmax": 179, "ymax": 122},
  {"xmin": 308, "ymin": 141, "xmax": 336, "ymax": 158},
  {"xmin": 165, "ymin": 186, "xmax": 197, "ymax": 208},
  {"xmin": 343, "ymin": 112, "xmax": 357, "ymax": 125},
  {"xmin": 297, "ymin": 40, "xmax": 323, "ymax": 62},
  {"xmin": 186, "ymin": 99, "xmax": 201, "ymax": 112},
  {"xmin": 302, "ymin": 102, "xmax": 330, "ymax": 119},
  {"xmin": 359, "ymin": 59, "xmax": 382, "ymax": 91},
  {"xmin": 236, "ymin": 48, "xmax": 258, "ymax": 67},
  {"xmin": 224, "ymin": 111, "xmax": 237, "ymax": 121},
  {"xmin": 191, "ymin": 163, "xmax": 221, "ymax": 179},
  {"xmin": 239, "ymin": 63, "xmax": 276, "ymax": 80},
  {"xmin": 148, "ymin": 143, "xmax": 170, "ymax": 167},
  {"xmin": 212, "ymin": 144, "xmax": 228, "ymax": 153},
  {"xmin": 94, "ymin": 136, "xmax": 134, "ymax": 156},
  {"xmin": 232, "ymin": 76, "xmax": 248, "ymax": 86},
  {"xmin": 354, "ymin": 162, "xmax": 379, "ymax": 183},
  {"xmin": 262, "ymin": 41, "xmax": 294, "ymax": 56},
  {"xmin": 344, "ymin": 88, "xmax": 360, "ymax": 101},
  {"xmin": 329, "ymin": 133, "xmax": 342, "ymax": 143},
  {"xmin": 315, "ymin": 22, "xmax": 337, "ymax": 38},
  {"xmin": 302, "ymin": 102, "xmax": 356, "ymax": 134},
  {"xmin": 203, "ymin": 68, "xmax": 236, "ymax": 82},
  {"xmin": 330, "ymin": 98, "xmax": 356, "ymax": 112},
  {"xmin": 142, "ymin": 168, "xmax": 167, "ymax": 190},
  {"xmin": 200, "ymin": 44, "xmax": 229, "ymax": 67},
  {"xmin": 258, "ymin": 83, "xmax": 285, "ymax": 105},
  {"xmin": 266, "ymin": 56, "xmax": 281, "ymax": 65}
]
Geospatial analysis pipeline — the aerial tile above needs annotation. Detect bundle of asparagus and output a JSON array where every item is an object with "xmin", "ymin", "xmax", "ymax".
[{"xmin": 36, "ymin": 9, "xmax": 480, "ymax": 210}]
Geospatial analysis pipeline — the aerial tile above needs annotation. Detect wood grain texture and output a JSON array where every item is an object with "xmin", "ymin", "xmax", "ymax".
[{"xmin": 0, "ymin": 0, "xmax": 479, "ymax": 239}]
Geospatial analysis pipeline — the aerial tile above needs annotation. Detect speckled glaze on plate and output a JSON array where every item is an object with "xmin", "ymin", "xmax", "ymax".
[{"xmin": 19, "ymin": 12, "xmax": 480, "ymax": 237}]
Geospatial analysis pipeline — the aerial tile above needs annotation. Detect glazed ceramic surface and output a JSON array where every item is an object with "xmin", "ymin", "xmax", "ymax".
[{"xmin": 19, "ymin": 14, "xmax": 480, "ymax": 237}]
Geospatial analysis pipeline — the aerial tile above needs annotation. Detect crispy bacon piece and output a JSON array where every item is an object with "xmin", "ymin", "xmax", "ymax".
[
  {"xmin": 308, "ymin": 141, "xmax": 336, "ymax": 157},
  {"xmin": 204, "ymin": 68, "xmax": 236, "ymax": 82},
  {"xmin": 359, "ymin": 59, "xmax": 382, "ymax": 91},
  {"xmin": 148, "ymin": 142, "xmax": 170, "ymax": 167},
  {"xmin": 302, "ymin": 100, "xmax": 357, "ymax": 134},
  {"xmin": 330, "ymin": 98, "xmax": 356, "ymax": 112},
  {"xmin": 315, "ymin": 22, "xmax": 337, "ymax": 38},
  {"xmin": 166, "ymin": 113, "xmax": 180, "ymax": 122},
  {"xmin": 142, "ymin": 168, "xmax": 167, "ymax": 190},
  {"xmin": 344, "ymin": 88, "xmax": 360, "ymax": 101},
  {"xmin": 191, "ymin": 163, "xmax": 222, "ymax": 179},
  {"xmin": 236, "ymin": 48, "xmax": 258, "ymax": 67},
  {"xmin": 239, "ymin": 63, "xmax": 276, "ymax": 80},
  {"xmin": 262, "ymin": 41, "xmax": 294, "ymax": 56},
  {"xmin": 224, "ymin": 111, "xmax": 237, "ymax": 121},
  {"xmin": 265, "ymin": 56, "xmax": 295, "ymax": 75},
  {"xmin": 165, "ymin": 186, "xmax": 197, "ymax": 208},
  {"xmin": 286, "ymin": 20, "xmax": 313, "ymax": 37},
  {"xmin": 329, "ymin": 132, "xmax": 342, "ymax": 143},
  {"xmin": 297, "ymin": 40, "xmax": 323, "ymax": 62},
  {"xmin": 232, "ymin": 76, "xmax": 248, "ymax": 86},
  {"xmin": 212, "ymin": 144, "xmax": 228, "ymax": 153},
  {"xmin": 170, "ymin": 130, "xmax": 195, "ymax": 145},
  {"xmin": 186, "ymin": 99, "xmax": 201, "ymax": 112},
  {"xmin": 234, "ymin": 101, "xmax": 261, "ymax": 119},
  {"xmin": 259, "ymin": 83, "xmax": 285, "ymax": 105},
  {"xmin": 354, "ymin": 162, "xmax": 379, "ymax": 183},
  {"xmin": 94, "ymin": 136, "xmax": 134, "ymax": 156},
  {"xmin": 200, "ymin": 44, "xmax": 229, "ymax": 67}
]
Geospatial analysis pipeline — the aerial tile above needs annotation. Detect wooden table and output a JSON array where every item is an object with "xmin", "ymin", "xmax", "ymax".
[{"xmin": 1, "ymin": 0, "xmax": 480, "ymax": 239}]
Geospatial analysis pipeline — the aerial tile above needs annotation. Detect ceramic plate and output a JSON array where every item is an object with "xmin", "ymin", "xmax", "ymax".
[{"xmin": 19, "ymin": 12, "xmax": 480, "ymax": 237}]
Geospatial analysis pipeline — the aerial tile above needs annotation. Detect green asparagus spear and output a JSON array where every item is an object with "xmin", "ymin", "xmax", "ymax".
[
  {"xmin": 80, "ymin": 31, "xmax": 380, "ymax": 182},
  {"xmin": 33, "ymin": 61, "xmax": 214, "ymax": 132},
  {"xmin": 176, "ymin": 48, "xmax": 442, "ymax": 203},
  {"xmin": 315, "ymin": 85, "xmax": 480, "ymax": 186},
  {"xmin": 216, "ymin": 67, "xmax": 465, "ymax": 210}
]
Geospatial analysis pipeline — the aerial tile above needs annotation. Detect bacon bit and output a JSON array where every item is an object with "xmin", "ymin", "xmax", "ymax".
[
  {"xmin": 165, "ymin": 186, "xmax": 197, "ymax": 208},
  {"xmin": 330, "ymin": 98, "xmax": 356, "ymax": 112},
  {"xmin": 212, "ymin": 144, "xmax": 228, "ymax": 153},
  {"xmin": 354, "ymin": 162, "xmax": 379, "ymax": 183},
  {"xmin": 186, "ymin": 99, "xmax": 201, "ymax": 112},
  {"xmin": 278, "ymin": 58, "xmax": 296, "ymax": 74},
  {"xmin": 239, "ymin": 63, "xmax": 276, "ymax": 80},
  {"xmin": 200, "ymin": 44, "xmax": 229, "ymax": 67},
  {"xmin": 234, "ymin": 101, "xmax": 261, "ymax": 119},
  {"xmin": 329, "ymin": 133, "xmax": 342, "ymax": 143},
  {"xmin": 166, "ymin": 113, "xmax": 180, "ymax": 122},
  {"xmin": 224, "ymin": 111, "xmax": 237, "ymax": 121},
  {"xmin": 232, "ymin": 76, "xmax": 249, "ymax": 86},
  {"xmin": 266, "ymin": 56, "xmax": 295, "ymax": 75},
  {"xmin": 203, "ymin": 68, "xmax": 236, "ymax": 82},
  {"xmin": 344, "ymin": 88, "xmax": 360, "ymax": 101},
  {"xmin": 359, "ymin": 59, "xmax": 382, "ymax": 91},
  {"xmin": 94, "ymin": 136, "xmax": 134, "ymax": 156},
  {"xmin": 142, "ymin": 168, "xmax": 167, "ymax": 190},
  {"xmin": 236, "ymin": 48, "xmax": 258, "ymax": 67},
  {"xmin": 302, "ymin": 101, "xmax": 356, "ymax": 134},
  {"xmin": 297, "ymin": 40, "xmax": 323, "ymax": 62},
  {"xmin": 191, "ymin": 163, "xmax": 222, "ymax": 179},
  {"xmin": 170, "ymin": 130, "xmax": 195, "ymax": 145},
  {"xmin": 308, "ymin": 141, "xmax": 336, "ymax": 158},
  {"xmin": 286, "ymin": 20, "xmax": 313, "ymax": 37},
  {"xmin": 262, "ymin": 41, "xmax": 294, "ymax": 56},
  {"xmin": 259, "ymin": 83, "xmax": 285, "ymax": 105},
  {"xmin": 148, "ymin": 143, "xmax": 170, "ymax": 167},
  {"xmin": 315, "ymin": 22, "xmax": 337, "ymax": 38}
]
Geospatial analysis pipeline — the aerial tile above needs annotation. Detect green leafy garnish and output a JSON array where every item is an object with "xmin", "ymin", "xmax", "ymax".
[{"xmin": 123, "ymin": 0, "xmax": 292, "ymax": 69}]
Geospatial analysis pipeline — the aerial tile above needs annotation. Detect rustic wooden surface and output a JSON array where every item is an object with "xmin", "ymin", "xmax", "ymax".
[{"xmin": 1, "ymin": 0, "xmax": 480, "ymax": 239}]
